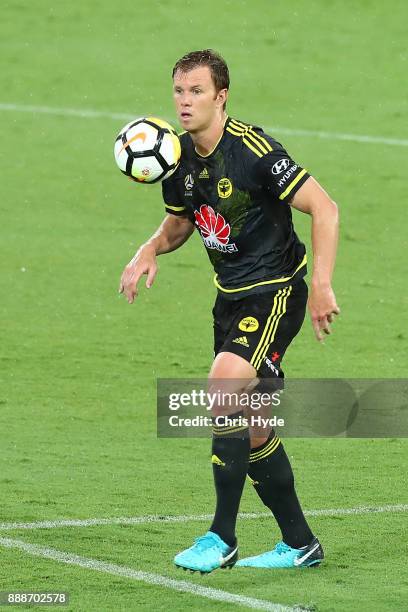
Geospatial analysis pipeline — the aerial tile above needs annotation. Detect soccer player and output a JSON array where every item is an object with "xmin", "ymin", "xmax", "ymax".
[{"xmin": 119, "ymin": 50, "xmax": 340, "ymax": 572}]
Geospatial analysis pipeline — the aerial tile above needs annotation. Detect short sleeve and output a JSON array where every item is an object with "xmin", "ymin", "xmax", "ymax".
[
  {"xmin": 161, "ymin": 174, "xmax": 188, "ymax": 216},
  {"xmin": 253, "ymin": 143, "xmax": 310, "ymax": 203}
]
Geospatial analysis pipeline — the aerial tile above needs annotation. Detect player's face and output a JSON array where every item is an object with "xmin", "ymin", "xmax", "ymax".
[{"xmin": 173, "ymin": 66, "xmax": 225, "ymax": 132}]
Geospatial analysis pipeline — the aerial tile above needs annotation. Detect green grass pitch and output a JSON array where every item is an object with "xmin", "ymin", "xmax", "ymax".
[{"xmin": 1, "ymin": 1, "xmax": 407, "ymax": 610}]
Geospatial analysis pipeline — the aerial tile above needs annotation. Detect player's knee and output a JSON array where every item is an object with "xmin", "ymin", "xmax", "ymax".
[
  {"xmin": 209, "ymin": 351, "xmax": 256, "ymax": 380},
  {"xmin": 208, "ymin": 352, "xmax": 257, "ymax": 417},
  {"xmin": 207, "ymin": 380, "xmax": 250, "ymax": 418}
]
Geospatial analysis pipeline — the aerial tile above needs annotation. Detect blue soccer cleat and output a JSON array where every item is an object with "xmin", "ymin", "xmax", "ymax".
[
  {"xmin": 174, "ymin": 531, "xmax": 238, "ymax": 573},
  {"xmin": 236, "ymin": 537, "xmax": 323, "ymax": 568}
]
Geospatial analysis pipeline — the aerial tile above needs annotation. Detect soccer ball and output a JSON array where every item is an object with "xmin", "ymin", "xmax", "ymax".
[{"xmin": 113, "ymin": 117, "xmax": 181, "ymax": 184}]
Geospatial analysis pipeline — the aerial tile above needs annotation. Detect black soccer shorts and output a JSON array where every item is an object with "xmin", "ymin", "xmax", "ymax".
[{"xmin": 213, "ymin": 279, "xmax": 308, "ymax": 379}]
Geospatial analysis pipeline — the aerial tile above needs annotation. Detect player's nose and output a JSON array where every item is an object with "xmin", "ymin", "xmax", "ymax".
[{"xmin": 180, "ymin": 94, "xmax": 192, "ymax": 106}]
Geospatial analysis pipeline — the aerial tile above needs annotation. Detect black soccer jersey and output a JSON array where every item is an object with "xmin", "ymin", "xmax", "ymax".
[{"xmin": 162, "ymin": 117, "xmax": 310, "ymax": 300}]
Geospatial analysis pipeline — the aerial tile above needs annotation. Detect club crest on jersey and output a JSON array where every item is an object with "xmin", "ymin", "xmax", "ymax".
[
  {"xmin": 217, "ymin": 178, "xmax": 233, "ymax": 199},
  {"xmin": 238, "ymin": 316, "xmax": 259, "ymax": 332},
  {"xmin": 194, "ymin": 205, "xmax": 238, "ymax": 253}
]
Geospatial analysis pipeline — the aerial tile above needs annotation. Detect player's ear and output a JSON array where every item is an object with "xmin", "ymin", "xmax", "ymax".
[{"xmin": 216, "ymin": 88, "xmax": 228, "ymax": 108}]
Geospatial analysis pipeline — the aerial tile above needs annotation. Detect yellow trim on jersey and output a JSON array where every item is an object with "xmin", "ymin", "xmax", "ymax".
[
  {"xmin": 165, "ymin": 204, "xmax": 186, "ymax": 212},
  {"xmin": 195, "ymin": 116, "xmax": 229, "ymax": 158},
  {"xmin": 229, "ymin": 119, "xmax": 247, "ymax": 129},
  {"xmin": 227, "ymin": 121, "xmax": 247, "ymax": 135},
  {"xmin": 230, "ymin": 122, "xmax": 268, "ymax": 153},
  {"xmin": 250, "ymin": 289, "xmax": 287, "ymax": 370},
  {"xmin": 213, "ymin": 254, "xmax": 307, "ymax": 294},
  {"xmin": 226, "ymin": 125, "xmax": 246, "ymax": 137},
  {"xmin": 245, "ymin": 130, "xmax": 268, "ymax": 155},
  {"xmin": 249, "ymin": 436, "xmax": 281, "ymax": 463},
  {"xmin": 226, "ymin": 127, "xmax": 264, "ymax": 157},
  {"xmin": 279, "ymin": 169, "xmax": 308, "ymax": 200},
  {"xmin": 226, "ymin": 120, "xmax": 272, "ymax": 158},
  {"xmin": 252, "ymin": 286, "xmax": 292, "ymax": 371},
  {"xmin": 242, "ymin": 136, "xmax": 264, "ymax": 158},
  {"xmin": 230, "ymin": 119, "xmax": 273, "ymax": 152}
]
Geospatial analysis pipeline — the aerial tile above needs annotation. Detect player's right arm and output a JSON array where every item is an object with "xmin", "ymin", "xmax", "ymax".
[{"xmin": 119, "ymin": 214, "xmax": 194, "ymax": 303}]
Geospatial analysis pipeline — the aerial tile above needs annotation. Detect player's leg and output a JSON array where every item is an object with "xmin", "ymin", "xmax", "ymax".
[
  {"xmin": 174, "ymin": 294, "xmax": 257, "ymax": 572},
  {"xmin": 237, "ymin": 280, "xmax": 324, "ymax": 567},
  {"xmin": 174, "ymin": 351, "xmax": 257, "ymax": 573},
  {"xmin": 239, "ymin": 435, "xmax": 324, "ymax": 567},
  {"xmin": 207, "ymin": 351, "xmax": 256, "ymax": 547},
  {"xmin": 174, "ymin": 283, "xmax": 321, "ymax": 571}
]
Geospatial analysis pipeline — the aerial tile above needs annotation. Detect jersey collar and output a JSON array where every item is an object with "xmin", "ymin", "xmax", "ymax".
[{"xmin": 194, "ymin": 116, "xmax": 231, "ymax": 159}]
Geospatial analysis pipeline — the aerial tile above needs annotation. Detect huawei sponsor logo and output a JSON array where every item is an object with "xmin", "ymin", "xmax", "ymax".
[{"xmin": 194, "ymin": 205, "xmax": 238, "ymax": 253}]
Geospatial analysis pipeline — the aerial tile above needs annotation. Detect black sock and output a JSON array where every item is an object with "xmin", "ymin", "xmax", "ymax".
[
  {"xmin": 209, "ymin": 412, "xmax": 250, "ymax": 547},
  {"xmin": 247, "ymin": 435, "xmax": 314, "ymax": 548}
]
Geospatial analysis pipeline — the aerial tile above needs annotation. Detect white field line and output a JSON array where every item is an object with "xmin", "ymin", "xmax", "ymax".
[
  {"xmin": 0, "ymin": 537, "xmax": 301, "ymax": 612},
  {"xmin": 0, "ymin": 503, "xmax": 407, "ymax": 532},
  {"xmin": 0, "ymin": 102, "xmax": 133, "ymax": 121},
  {"xmin": 1, "ymin": 102, "xmax": 408, "ymax": 147}
]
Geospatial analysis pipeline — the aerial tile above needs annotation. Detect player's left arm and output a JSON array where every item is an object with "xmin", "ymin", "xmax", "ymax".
[{"xmin": 290, "ymin": 177, "xmax": 340, "ymax": 341}]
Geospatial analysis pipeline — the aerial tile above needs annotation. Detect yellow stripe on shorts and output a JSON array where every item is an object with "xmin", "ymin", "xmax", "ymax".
[
  {"xmin": 252, "ymin": 286, "xmax": 292, "ymax": 371},
  {"xmin": 250, "ymin": 289, "xmax": 285, "ymax": 369}
]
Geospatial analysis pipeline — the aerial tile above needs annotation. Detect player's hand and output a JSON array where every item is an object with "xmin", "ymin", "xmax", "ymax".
[
  {"xmin": 119, "ymin": 244, "xmax": 157, "ymax": 304},
  {"xmin": 308, "ymin": 283, "xmax": 340, "ymax": 342}
]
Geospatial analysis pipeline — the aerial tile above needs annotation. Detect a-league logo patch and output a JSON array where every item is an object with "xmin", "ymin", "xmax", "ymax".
[
  {"xmin": 238, "ymin": 316, "xmax": 259, "ymax": 332},
  {"xmin": 184, "ymin": 174, "xmax": 194, "ymax": 190}
]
